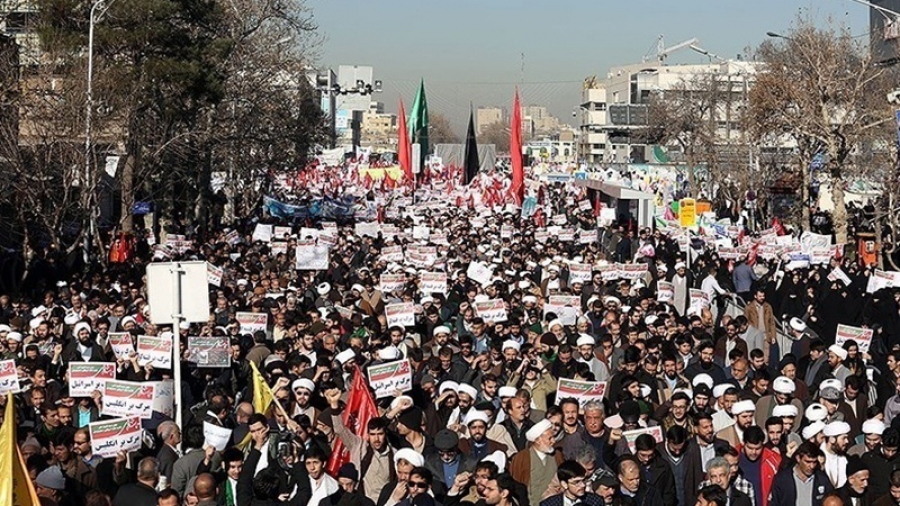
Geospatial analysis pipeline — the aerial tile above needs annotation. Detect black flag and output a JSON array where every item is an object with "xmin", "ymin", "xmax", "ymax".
[{"xmin": 464, "ymin": 108, "xmax": 479, "ymax": 185}]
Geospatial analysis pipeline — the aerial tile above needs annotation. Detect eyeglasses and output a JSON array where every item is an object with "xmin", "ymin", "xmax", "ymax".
[{"xmin": 408, "ymin": 481, "xmax": 428, "ymax": 490}]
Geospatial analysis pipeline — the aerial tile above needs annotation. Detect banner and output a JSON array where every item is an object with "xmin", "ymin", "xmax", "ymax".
[
  {"xmin": 108, "ymin": 332, "xmax": 134, "ymax": 360},
  {"xmin": 622, "ymin": 426, "xmax": 664, "ymax": 453},
  {"xmin": 657, "ymin": 281, "xmax": 674, "ymax": 302},
  {"xmin": 150, "ymin": 379, "xmax": 175, "ymax": 418},
  {"xmin": 466, "ymin": 261, "xmax": 493, "ymax": 286},
  {"xmin": 0, "ymin": 361, "xmax": 19, "ymax": 394},
  {"xmin": 367, "ymin": 359, "xmax": 413, "ymax": 399},
  {"xmin": 355, "ymin": 222, "xmax": 380, "ymax": 238},
  {"xmin": 827, "ymin": 268, "xmax": 852, "ymax": 287},
  {"xmin": 620, "ymin": 263, "xmax": 648, "ymax": 280},
  {"xmin": 419, "ymin": 272, "xmax": 447, "ymax": 295},
  {"xmin": 679, "ymin": 198, "xmax": 696, "ymax": 227},
  {"xmin": 273, "ymin": 226, "xmax": 292, "ymax": 239},
  {"xmin": 295, "ymin": 241, "xmax": 329, "ymax": 270},
  {"xmin": 136, "ymin": 335, "xmax": 173, "ymax": 369},
  {"xmin": 474, "ymin": 299, "xmax": 507, "ymax": 323},
  {"xmin": 102, "ymin": 380, "xmax": 155, "ymax": 419},
  {"xmin": 188, "ymin": 336, "xmax": 231, "ymax": 367},
  {"xmin": 89, "ymin": 417, "xmax": 143, "ymax": 458},
  {"xmin": 237, "ymin": 312, "xmax": 268, "ymax": 335},
  {"xmin": 835, "ymin": 324, "xmax": 874, "ymax": 353},
  {"xmin": 69, "ymin": 363, "xmax": 116, "ymax": 397},
  {"xmin": 385, "ymin": 303, "xmax": 415, "ymax": 328},
  {"xmin": 555, "ymin": 378, "xmax": 607, "ymax": 408}
]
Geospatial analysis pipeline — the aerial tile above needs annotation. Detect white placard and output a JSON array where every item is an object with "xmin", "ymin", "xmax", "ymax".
[
  {"xmin": 295, "ymin": 241, "xmax": 329, "ymax": 270},
  {"xmin": 474, "ymin": 299, "xmax": 507, "ymax": 323},
  {"xmin": 367, "ymin": 359, "xmax": 413, "ymax": 399},
  {"xmin": 252, "ymin": 224, "xmax": 273, "ymax": 243},
  {"xmin": 203, "ymin": 421, "xmax": 233, "ymax": 451},
  {"xmin": 385, "ymin": 303, "xmax": 415, "ymax": 327}
]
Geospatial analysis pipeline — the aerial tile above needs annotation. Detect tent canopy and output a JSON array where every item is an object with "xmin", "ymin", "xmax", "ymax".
[{"xmin": 574, "ymin": 180, "xmax": 655, "ymax": 201}]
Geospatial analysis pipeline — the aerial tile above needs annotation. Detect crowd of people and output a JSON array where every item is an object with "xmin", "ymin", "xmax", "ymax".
[{"xmin": 4, "ymin": 177, "xmax": 899, "ymax": 506}]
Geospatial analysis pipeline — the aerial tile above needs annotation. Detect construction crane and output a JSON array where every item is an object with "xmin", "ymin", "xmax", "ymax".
[
  {"xmin": 688, "ymin": 44, "xmax": 727, "ymax": 63},
  {"xmin": 644, "ymin": 35, "xmax": 700, "ymax": 63}
]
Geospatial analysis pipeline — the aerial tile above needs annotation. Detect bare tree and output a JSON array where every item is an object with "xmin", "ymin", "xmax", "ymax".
[
  {"xmin": 429, "ymin": 112, "xmax": 460, "ymax": 145},
  {"xmin": 479, "ymin": 121, "xmax": 510, "ymax": 153},
  {"xmin": 747, "ymin": 17, "xmax": 891, "ymax": 244}
]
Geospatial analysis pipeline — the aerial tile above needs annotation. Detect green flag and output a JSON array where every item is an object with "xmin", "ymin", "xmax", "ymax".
[{"xmin": 408, "ymin": 79, "xmax": 429, "ymax": 167}]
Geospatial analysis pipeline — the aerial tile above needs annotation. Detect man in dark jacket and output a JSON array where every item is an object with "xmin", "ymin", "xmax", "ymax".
[
  {"xmin": 634, "ymin": 434, "xmax": 677, "ymax": 506},
  {"xmin": 836, "ymin": 456, "xmax": 875, "ymax": 506},
  {"xmin": 862, "ymin": 428, "xmax": 900, "ymax": 499},
  {"xmin": 685, "ymin": 413, "xmax": 732, "ymax": 506},
  {"xmin": 112, "ymin": 457, "xmax": 160, "ymax": 506},
  {"xmin": 768, "ymin": 442, "xmax": 834, "ymax": 506},
  {"xmin": 618, "ymin": 455, "xmax": 663, "ymax": 506}
]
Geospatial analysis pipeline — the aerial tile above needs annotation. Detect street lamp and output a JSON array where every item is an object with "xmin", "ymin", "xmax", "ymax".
[{"xmin": 83, "ymin": 0, "xmax": 114, "ymax": 266}]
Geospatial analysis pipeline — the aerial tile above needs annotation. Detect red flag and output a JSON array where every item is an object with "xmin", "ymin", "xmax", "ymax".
[
  {"xmin": 746, "ymin": 243, "xmax": 759, "ymax": 266},
  {"xmin": 509, "ymin": 88, "xmax": 524, "ymax": 205},
  {"xmin": 398, "ymin": 99, "xmax": 412, "ymax": 182},
  {"xmin": 326, "ymin": 366, "xmax": 377, "ymax": 476}
]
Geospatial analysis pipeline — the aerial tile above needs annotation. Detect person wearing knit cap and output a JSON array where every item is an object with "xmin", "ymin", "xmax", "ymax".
[
  {"xmin": 818, "ymin": 380, "xmax": 845, "ymax": 424},
  {"xmin": 822, "ymin": 421, "xmax": 851, "ymax": 487},
  {"xmin": 509, "ymin": 418, "xmax": 562, "ymax": 505},
  {"xmin": 425, "ymin": 429, "xmax": 470, "ymax": 501},
  {"xmin": 827, "ymin": 345, "xmax": 851, "ymax": 385},
  {"xmin": 717, "ymin": 400, "xmax": 755, "ymax": 447},
  {"xmin": 835, "ymin": 456, "xmax": 871, "ymax": 506}
]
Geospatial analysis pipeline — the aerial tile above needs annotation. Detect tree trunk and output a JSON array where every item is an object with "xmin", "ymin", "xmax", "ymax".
[
  {"xmin": 121, "ymin": 148, "xmax": 137, "ymax": 233},
  {"xmin": 875, "ymin": 201, "xmax": 885, "ymax": 269},
  {"xmin": 831, "ymin": 174, "xmax": 848, "ymax": 244}
]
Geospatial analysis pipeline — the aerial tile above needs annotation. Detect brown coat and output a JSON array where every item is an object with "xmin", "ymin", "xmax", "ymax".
[
  {"xmin": 509, "ymin": 446, "xmax": 565, "ymax": 486},
  {"xmin": 744, "ymin": 301, "xmax": 777, "ymax": 343}
]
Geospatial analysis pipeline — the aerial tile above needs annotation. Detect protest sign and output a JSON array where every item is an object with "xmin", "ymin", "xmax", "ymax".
[
  {"xmin": 419, "ymin": 272, "xmax": 447, "ymax": 295},
  {"xmin": 0, "ymin": 360, "xmax": 19, "ymax": 394},
  {"xmin": 867, "ymin": 270, "xmax": 899, "ymax": 294},
  {"xmin": 689, "ymin": 289, "xmax": 710, "ymax": 309},
  {"xmin": 557, "ymin": 229, "xmax": 576, "ymax": 242},
  {"xmin": 413, "ymin": 226, "xmax": 430, "ymax": 240},
  {"xmin": 620, "ymin": 263, "xmax": 648, "ymax": 280},
  {"xmin": 102, "ymin": 380, "xmax": 155, "ymax": 419},
  {"xmin": 236, "ymin": 312, "xmax": 268, "ymax": 335},
  {"xmin": 188, "ymin": 336, "xmax": 231, "ymax": 367},
  {"xmin": 657, "ymin": 281, "xmax": 674, "ymax": 303},
  {"xmin": 354, "ymin": 222, "xmax": 380, "ymax": 237},
  {"xmin": 367, "ymin": 359, "xmax": 413, "ymax": 399},
  {"xmin": 150, "ymin": 379, "xmax": 174, "ymax": 418},
  {"xmin": 385, "ymin": 303, "xmax": 415, "ymax": 327},
  {"xmin": 379, "ymin": 274, "xmax": 407, "ymax": 293},
  {"xmin": 474, "ymin": 299, "xmax": 508, "ymax": 323},
  {"xmin": 137, "ymin": 335, "xmax": 173, "ymax": 369},
  {"xmin": 295, "ymin": 241, "xmax": 329, "ymax": 270},
  {"xmin": 270, "ymin": 242, "xmax": 288, "ymax": 257},
  {"xmin": 578, "ymin": 200, "xmax": 592, "ymax": 212},
  {"xmin": 380, "ymin": 246, "xmax": 404, "ymax": 263},
  {"xmin": 555, "ymin": 379, "xmax": 607, "ymax": 408},
  {"xmin": 622, "ymin": 426, "xmax": 664, "ymax": 453},
  {"xmin": 69, "ymin": 363, "xmax": 116, "ymax": 397},
  {"xmin": 827, "ymin": 268, "xmax": 852, "ymax": 287},
  {"xmin": 207, "ymin": 263, "xmax": 224, "ymax": 287},
  {"xmin": 108, "ymin": 332, "xmax": 134, "ymax": 360},
  {"xmin": 89, "ymin": 417, "xmax": 143, "ymax": 458},
  {"xmin": 203, "ymin": 422, "xmax": 233, "ymax": 451},
  {"xmin": 466, "ymin": 261, "xmax": 493, "ymax": 286},
  {"xmin": 835, "ymin": 324, "xmax": 874, "ymax": 354},
  {"xmin": 251, "ymin": 224, "xmax": 273, "ymax": 243},
  {"xmin": 535, "ymin": 230, "xmax": 550, "ymax": 243},
  {"xmin": 273, "ymin": 226, "xmax": 292, "ymax": 239}
]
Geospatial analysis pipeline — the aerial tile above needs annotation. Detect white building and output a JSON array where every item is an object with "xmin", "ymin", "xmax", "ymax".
[{"xmin": 579, "ymin": 60, "xmax": 759, "ymax": 165}]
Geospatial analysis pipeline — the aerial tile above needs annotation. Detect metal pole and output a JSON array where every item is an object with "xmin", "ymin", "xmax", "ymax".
[
  {"xmin": 170, "ymin": 262, "xmax": 184, "ymax": 448},
  {"xmin": 83, "ymin": 1, "xmax": 98, "ymax": 266}
]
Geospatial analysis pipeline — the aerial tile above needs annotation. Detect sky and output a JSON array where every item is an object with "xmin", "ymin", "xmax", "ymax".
[{"xmin": 307, "ymin": 0, "xmax": 871, "ymax": 133}]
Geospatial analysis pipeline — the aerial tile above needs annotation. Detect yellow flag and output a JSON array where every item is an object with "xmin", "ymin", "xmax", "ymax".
[
  {"xmin": 0, "ymin": 393, "xmax": 40, "ymax": 505},
  {"xmin": 250, "ymin": 362, "xmax": 274, "ymax": 415}
]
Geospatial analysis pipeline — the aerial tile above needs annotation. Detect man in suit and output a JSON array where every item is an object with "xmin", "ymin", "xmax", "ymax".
[
  {"xmin": 685, "ymin": 413, "xmax": 732, "ymax": 506},
  {"xmin": 172, "ymin": 424, "xmax": 213, "ymax": 496},
  {"xmin": 112, "ymin": 457, "xmax": 161, "ymax": 506},
  {"xmin": 540, "ymin": 460, "xmax": 604, "ymax": 506},
  {"xmin": 618, "ymin": 455, "xmax": 663, "ymax": 506},
  {"xmin": 156, "ymin": 420, "xmax": 182, "ymax": 488},
  {"xmin": 838, "ymin": 376, "xmax": 870, "ymax": 437},
  {"xmin": 768, "ymin": 442, "xmax": 834, "ymax": 506}
]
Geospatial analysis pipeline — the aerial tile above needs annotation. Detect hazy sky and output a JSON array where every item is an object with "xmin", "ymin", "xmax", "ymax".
[{"xmin": 309, "ymin": 0, "xmax": 870, "ymax": 133}]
